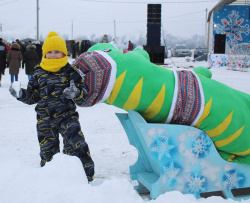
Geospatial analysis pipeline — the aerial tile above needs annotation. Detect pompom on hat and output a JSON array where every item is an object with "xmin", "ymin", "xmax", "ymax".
[{"xmin": 42, "ymin": 31, "xmax": 67, "ymax": 57}]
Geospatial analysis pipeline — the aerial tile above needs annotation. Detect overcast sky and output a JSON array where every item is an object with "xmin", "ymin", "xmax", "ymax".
[{"xmin": 0, "ymin": 0, "xmax": 219, "ymax": 41}]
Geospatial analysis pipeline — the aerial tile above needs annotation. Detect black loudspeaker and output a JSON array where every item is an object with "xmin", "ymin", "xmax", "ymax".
[
  {"xmin": 147, "ymin": 24, "xmax": 161, "ymax": 46},
  {"xmin": 143, "ymin": 45, "xmax": 165, "ymax": 64},
  {"xmin": 147, "ymin": 4, "xmax": 161, "ymax": 46},
  {"xmin": 81, "ymin": 40, "xmax": 91, "ymax": 53},
  {"xmin": 147, "ymin": 4, "xmax": 161, "ymax": 24},
  {"xmin": 214, "ymin": 34, "xmax": 226, "ymax": 54}
]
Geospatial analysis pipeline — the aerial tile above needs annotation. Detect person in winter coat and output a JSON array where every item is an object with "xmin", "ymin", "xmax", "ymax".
[
  {"xmin": 34, "ymin": 41, "xmax": 42, "ymax": 64},
  {"xmin": 9, "ymin": 31, "xmax": 94, "ymax": 182},
  {"xmin": 0, "ymin": 38, "xmax": 8, "ymax": 86},
  {"xmin": 4, "ymin": 41, "xmax": 10, "ymax": 52},
  {"xmin": 101, "ymin": 34, "xmax": 109, "ymax": 43},
  {"xmin": 22, "ymin": 44, "xmax": 38, "ymax": 80},
  {"xmin": 128, "ymin": 40, "xmax": 133, "ymax": 51},
  {"xmin": 7, "ymin": 43, "xmax": 23, "ymax": 86},
  {"xmin": 16, "ymin": 39, "xmax": 25, "ymax": 56}
]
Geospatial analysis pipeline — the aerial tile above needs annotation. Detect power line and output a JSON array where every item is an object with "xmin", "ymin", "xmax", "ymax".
[
  {"xmin": 72, "ymin": 9, "xmax": 206, "ymax": 24},
  {"xmin": 79, "ymin": 0, "xmax": 219, "ymax": 3},
  {"xmin": 164, "ymin": 19, "xmax": 204, "ymax": 23},
  {"xmin": 0, "ymin": 0, "xmax": 19, "ymax": 6},
  {"xmin": 34, "ymin": 8, "xmax": 206, "ymax": 29},
  {"xmin": 166, "ymin": 10, "xmax": 204, "ymax": 18}
]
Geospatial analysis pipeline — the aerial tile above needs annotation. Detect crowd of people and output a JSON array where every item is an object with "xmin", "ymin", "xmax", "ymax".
[
  {"xmin": 0, "ymin": 35, "xmax": 135, "ymax": 87},
  {"xmin": 0, "ymin": 38, "xmax": 42, "ymax": 87}
]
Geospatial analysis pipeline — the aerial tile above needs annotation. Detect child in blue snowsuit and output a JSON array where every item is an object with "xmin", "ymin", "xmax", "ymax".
[{"xmin": 9, "ymin": 31, "xmax": 94, "ymax": 182}]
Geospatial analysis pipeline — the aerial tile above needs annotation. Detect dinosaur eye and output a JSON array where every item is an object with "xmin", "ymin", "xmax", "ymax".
[{"xmin": 103, "ymin": 49, "xmax": 111, "ymax": 52}]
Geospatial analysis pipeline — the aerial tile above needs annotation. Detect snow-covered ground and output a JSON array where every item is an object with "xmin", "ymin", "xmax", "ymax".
[{"xmin": 0, "ymin": 56, "xmax": 249, "ymax": 203}]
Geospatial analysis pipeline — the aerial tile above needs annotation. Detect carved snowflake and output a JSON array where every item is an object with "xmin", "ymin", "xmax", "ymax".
[
  {"xmin": 162, "ymin": 162, "xmax": 181, "ymax": 187},
  {"xmin": 192, "ymin": 134, "xmax": 211, "ymax": 158},
  {"xmin": 183, "ymin": 132, "xmax": 211, "ymax": 158},
  {"xmin": 223, "ymin": 170, "xmax": 244, "ymax": 189},
  {"xmin": 151, "ymin": 136, "xmax": 175, "ymax": 160},
  {"xmin": 187, "ymin": 175, "xmax": 206, "ymax": 194}
]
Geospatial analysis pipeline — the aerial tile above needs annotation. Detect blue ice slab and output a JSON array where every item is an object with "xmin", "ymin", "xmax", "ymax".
[{"xmin": 116, "ymin": 111, "xmax": 250, "ymax": 200}]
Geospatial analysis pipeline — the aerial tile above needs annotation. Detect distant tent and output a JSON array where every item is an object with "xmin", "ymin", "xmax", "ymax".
[{"xmin": 20, "ymin": 38, "xmax": 37, "ymax": 43}]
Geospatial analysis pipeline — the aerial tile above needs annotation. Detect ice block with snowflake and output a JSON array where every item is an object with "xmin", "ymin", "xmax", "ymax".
[{"xmin": 116, "ymin": 111, "xmax": 250, "ymax": 200}]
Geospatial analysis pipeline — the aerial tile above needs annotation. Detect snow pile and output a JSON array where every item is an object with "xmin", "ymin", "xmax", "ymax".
[
  {"xmin": 0, "ymin": 153, "xmax": 237, "ymax": 203},
  {"xmin": 0, "ymin": 154, "xmax": 143, "ymax": 203}
]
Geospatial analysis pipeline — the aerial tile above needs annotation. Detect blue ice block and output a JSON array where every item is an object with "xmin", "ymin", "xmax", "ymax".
[{"xmin": 116, "ymin": 111, "xmax": 250, "ymax": 200}]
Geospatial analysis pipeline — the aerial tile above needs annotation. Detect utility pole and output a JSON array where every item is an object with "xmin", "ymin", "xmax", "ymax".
[
  {"xmin": 113, "ymin": 20, "xmax": 116, "ymax": 43},
  {"xmin": 37, "ymin": 0, "xmax": 39, "ymax": 40},
  {"xmin": 205, "ymin": 8, "xmax": 208, "ymax": 45},
  {"xmin": 0, "ymin": 23, "xmax": 2, "ymax": 38},
  {"xmin": 71, "ymin": 20, "xmax": 74, "ymax": 40}
]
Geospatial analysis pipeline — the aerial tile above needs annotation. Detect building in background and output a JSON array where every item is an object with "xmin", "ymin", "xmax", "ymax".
[{"xmin": 207, "ymin": 0, "xmax": 250, "ymax": 70}]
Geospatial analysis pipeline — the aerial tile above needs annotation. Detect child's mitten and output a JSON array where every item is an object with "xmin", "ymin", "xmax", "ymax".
[{"xmin": 63, "ymin": 80, "xmax": 80, "ymax": 99}]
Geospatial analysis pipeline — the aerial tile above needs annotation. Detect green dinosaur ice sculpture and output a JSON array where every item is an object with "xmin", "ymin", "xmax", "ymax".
[{"xmin": 72, "ymin": 43, "xmax": 250, "ymax": 165}]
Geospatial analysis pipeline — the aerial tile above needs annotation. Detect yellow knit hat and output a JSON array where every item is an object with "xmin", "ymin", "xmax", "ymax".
[{"xmin": 42, "ymin": 31, "xmax": 68, "ymax": 57}]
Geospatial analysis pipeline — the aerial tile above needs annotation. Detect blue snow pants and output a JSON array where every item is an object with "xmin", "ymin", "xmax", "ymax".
[{"xmin": 37, "ymin": 112, "xmax": 94, "ymax": 181}]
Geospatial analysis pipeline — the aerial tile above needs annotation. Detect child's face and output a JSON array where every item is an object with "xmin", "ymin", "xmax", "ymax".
[{"xmin": 45, "ymin": 50, "xmax": 65, "ymax": 59}]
